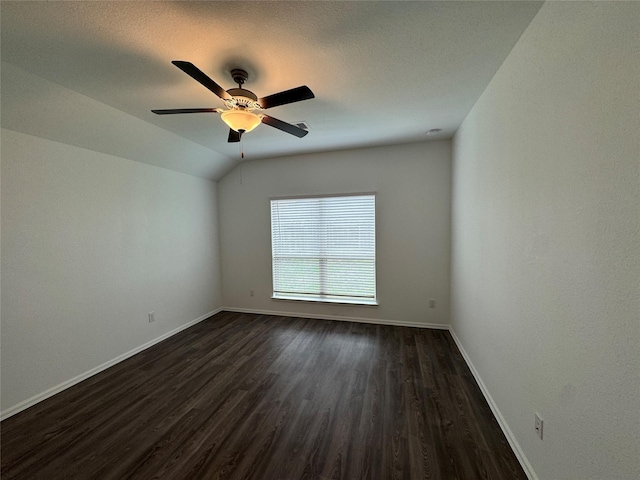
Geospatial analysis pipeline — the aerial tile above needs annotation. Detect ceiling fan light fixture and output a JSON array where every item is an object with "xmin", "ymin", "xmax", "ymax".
[
  {"xmin": 152, "ymin": 61, "xmax": 314, "ymax": 142},
  {"xmin": 220, "ymin": 109, "xmax": 262, "ymax": 133}
]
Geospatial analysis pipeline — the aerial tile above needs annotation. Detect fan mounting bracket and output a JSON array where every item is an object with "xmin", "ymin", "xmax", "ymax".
[{"xmin": 230, "ymin": 68, "xmax": 249, "ymax": 86}]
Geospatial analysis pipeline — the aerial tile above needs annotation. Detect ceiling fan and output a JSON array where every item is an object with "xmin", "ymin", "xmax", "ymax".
[{"xmin": 152, "ymin": 61, "xmax": 314, "ymax": 143}]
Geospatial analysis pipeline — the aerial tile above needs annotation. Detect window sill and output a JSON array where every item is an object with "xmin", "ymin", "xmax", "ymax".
[{"xmin": 272, "ymin": 294, "xmax": 378, "ymax": 307}]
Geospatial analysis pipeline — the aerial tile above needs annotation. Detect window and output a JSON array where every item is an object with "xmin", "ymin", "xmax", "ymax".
[{"xmin": 271, "ymin": 193, "xmax": 377, "ymax": 305}]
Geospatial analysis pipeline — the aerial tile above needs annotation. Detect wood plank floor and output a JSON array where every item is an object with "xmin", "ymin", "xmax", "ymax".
[{"xmin": 1, "ymin": 311, "xmax": 527, "ymax": 480}]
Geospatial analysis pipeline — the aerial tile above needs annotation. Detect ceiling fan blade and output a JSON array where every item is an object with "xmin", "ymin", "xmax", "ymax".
[
  {"xmin": 261, "ymin": 115, "xmax": 309, "ymax": 138},
  {"xmin": 171, "ymin": 61, "xmax": 231, "ymax": 100},
  {"xmin": 151, "ymin": 108, "xmax": 220, "ymax": 115},
  {"xmin": 258, "ymin": 86, "xmax": 314, "ymax": 109},
  {"xmin": 228, "ymin": 129, "xmax": 242, "ymax": 143}
]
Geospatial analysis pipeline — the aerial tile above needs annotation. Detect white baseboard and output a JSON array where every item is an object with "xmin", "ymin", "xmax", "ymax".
[
  {"xmin": 449, "ymin": 328, "xmax": 537, "ymax": 480},
  {"xmin": 223, "ymin": 306, "xmax": 450, "ymax": 330},
  {"xmin": 0, "ymin": 308, "xmax": 223, "ymax": 421}
]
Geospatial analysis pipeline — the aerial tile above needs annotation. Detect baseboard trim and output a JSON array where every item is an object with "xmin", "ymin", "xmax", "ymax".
[
  {"xmin": 449, "ymin": 328, "xmax": 537, "ymax": 480},
  {"xmin": 222, "ymin": 306, "xmax": 449, "ymax": 330},
  {"xmin": 0, "ymin": 308, "xmax": 223, "ymax": 421}
]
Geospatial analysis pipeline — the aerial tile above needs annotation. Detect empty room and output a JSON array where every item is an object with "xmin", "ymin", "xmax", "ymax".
[{"xmin": 1, "ymin": 1, "xmax": 638, "ymax": 479}]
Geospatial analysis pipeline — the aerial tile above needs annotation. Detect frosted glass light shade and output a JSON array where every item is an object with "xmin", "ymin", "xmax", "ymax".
[{"xmin": 220, "ymin": 109, "xmax": 261, "ymax": 133}]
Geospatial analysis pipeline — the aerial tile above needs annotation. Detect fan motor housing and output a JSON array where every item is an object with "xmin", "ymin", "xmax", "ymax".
[{"xmin": 226, "ymin": 88, "xmax": 258, "ymax": 102}]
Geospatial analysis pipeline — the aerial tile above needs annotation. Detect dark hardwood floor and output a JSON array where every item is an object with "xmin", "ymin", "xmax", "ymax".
[{"xmin": 1, "ymin": 311, "xmax": 526, "ymax": 480}]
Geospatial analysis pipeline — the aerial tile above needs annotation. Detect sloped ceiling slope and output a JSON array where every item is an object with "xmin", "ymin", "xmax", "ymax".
[{"xmin": 1, "ymin": 1, "xmax": 543, "ymax": 180}]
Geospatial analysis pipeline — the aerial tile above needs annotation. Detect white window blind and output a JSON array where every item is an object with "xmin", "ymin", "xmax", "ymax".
[{"xmin": 271, "ymin": 194, "xmax": 377, "ymax": 305}]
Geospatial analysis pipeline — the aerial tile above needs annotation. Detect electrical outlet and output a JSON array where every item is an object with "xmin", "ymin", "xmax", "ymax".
[
  {"xmin": 429, "ymin": 299, "xmax": 436, "ymax": 308},
  {"xmin": 148, "ymin": 311, "xmax": 155, "ymax": 323},
  {"xmin": 534, "ymin": 413, "xmax": 543, "ymax": 440},
  {"xmin": 249, "ymin": 289, "xmax": 254, "ymax": 297}
]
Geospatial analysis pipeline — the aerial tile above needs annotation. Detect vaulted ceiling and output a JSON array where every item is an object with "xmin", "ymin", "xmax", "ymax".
[{"xmin": 1, "ymin": 1, "xmax": 543, "ymax": 180}]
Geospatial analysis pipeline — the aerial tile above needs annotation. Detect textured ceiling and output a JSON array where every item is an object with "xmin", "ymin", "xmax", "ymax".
[{"xmin": 1, "ymin": 1, "xmax": 543, "ymax": 180}]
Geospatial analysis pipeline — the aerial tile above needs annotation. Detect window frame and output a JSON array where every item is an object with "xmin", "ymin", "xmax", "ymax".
[{"xmin": 270, "ymin": 192, "xmax": 378, "ymax": 306}]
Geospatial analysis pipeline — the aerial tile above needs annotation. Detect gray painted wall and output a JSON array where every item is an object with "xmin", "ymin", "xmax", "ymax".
[
  {"xmin": 1, "ymin": 129, "xmax": 222, "ymax": 412},
  {"xmin": 451, "ymin": 2, "xmax": 639, "ymax": 478},
  {"xmin": 218, "ymin": 141, "xmax": 452, "ymax": 327}
]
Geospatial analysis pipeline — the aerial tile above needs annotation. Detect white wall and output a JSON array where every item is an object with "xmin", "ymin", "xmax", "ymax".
[
  {"xmin": 218, "ymin": 141, "xmax": 451, "ymax": 326},
  {"xmin": 451, "ymin": 2, "xmax": 639, "ymax": 479},
  {"xmin": 1, "ymin": 129, "xmax": 222, "ymax": 413}
]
